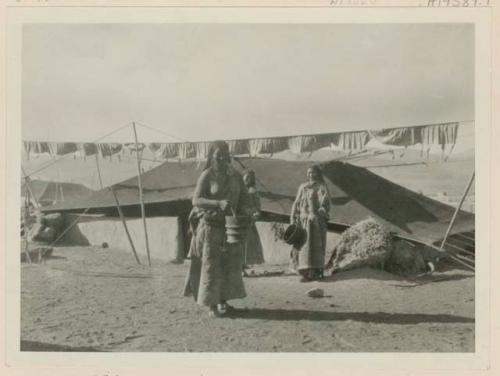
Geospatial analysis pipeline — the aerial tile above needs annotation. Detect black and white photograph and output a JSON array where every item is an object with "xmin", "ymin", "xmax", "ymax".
[{"xmin": 4, "ymin": 5, "xmax": 494, "ymax": 365}]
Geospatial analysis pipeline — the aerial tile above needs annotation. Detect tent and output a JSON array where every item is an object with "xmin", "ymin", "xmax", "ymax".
[
  {"xmin": 42, "ymin": 158, "xmax": 474, "ymax": 247},
  {"xmin": 21, "ymin": 179, "xmax": 94, "ymax": 207}
]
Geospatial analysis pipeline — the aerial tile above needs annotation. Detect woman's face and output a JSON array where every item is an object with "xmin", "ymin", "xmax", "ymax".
[
  {"xmin": 212, "ymin": 148, "xmax": 228, "ymax": 171},
  {"xmin": 307, "ymin": 168, "xmax": 320, "ymax": 183}
]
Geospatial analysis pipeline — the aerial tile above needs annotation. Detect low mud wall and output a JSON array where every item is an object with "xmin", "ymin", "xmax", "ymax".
[{"xmin": 62, "ymin": 215, "xmax": 342, "ymax": 265}]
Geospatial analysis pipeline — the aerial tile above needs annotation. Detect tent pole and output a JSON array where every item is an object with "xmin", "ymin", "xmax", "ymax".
[
  {"xmin": 439, "ymin": 170, "xmax": 475, "ymax": 252},
  {"xmin": 132, "ymin": 122, "xmax": 152, "ymax": 266},
  {"xmin": 94, "ymin": 154, "xmax": 104, "ymax": 189},
  {"xmin": 110, "ymin": 187, "xmax": 141, "ymax": 265},
  {"xmin": 21, "ymin": 166, "xmax": 40, "ymax": 209}
]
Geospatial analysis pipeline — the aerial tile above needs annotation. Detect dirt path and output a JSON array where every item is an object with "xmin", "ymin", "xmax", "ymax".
[{"xmin": 21, "ymin": 246, "xmax": 474, "ymax": 352}]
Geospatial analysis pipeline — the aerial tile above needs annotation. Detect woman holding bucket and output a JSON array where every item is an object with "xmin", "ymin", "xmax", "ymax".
[
  {"xmin": 183, "ymin": 141, "xmax": 252, "ymax": 317},
  {"xmin": 289, "ymin": 165, "xmax": 330, "ymax": 282}
]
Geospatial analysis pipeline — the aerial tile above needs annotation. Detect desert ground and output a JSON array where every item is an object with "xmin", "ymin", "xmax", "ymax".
[
  {"xmin": 21, "ymin": 245, "xmax": 474, "ymax": 352},
  {"xmin": 20, "ymin": 147, "xmax": 475, "ymax": 352}
]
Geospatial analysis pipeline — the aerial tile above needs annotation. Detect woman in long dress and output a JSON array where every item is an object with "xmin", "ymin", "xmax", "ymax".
[
  {"xmin": 242, "ymin": 170, "xmax": 265, "ymax": 268},
  {"xmin": 290, "ymin": 165, "xmax": 330, "ymax": 282},
  {"xmin": 183, "ymin": 141, "xmax": 252, "ymax": 317}
]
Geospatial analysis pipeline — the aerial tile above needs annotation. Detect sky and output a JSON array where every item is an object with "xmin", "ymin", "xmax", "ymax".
[{"xmin": 22, "ymin": 23, "xmax": 474, "ymax": 143}]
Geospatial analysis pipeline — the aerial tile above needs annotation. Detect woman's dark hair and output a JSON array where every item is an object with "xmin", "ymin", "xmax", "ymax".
[
  {"xmin": 308, "ymin": 165, "xmax": 324, "ymax": 181},
  {"xmin": 204, "ymin": 140, "xmax": 231, "ymax": 170}
]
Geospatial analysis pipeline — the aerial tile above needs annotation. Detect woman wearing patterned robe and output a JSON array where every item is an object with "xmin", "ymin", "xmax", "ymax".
[
  {"xmin": 290, "ymin": 165, "xmax": 331, "ymax": 282},
  {"xmin": 183, "ymin": 141, "xmax": 252, "ymax": 317}
]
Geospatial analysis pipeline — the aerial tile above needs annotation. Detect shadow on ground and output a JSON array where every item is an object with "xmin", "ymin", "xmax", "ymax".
[
  {"xmin": 21, "ymin": 340, "xmax": 103, "ymax": 352},
  {"xmin": 227, "ymin": 309, "xmax": 474, "ymax": 324},
  {"xmin": 392, "ymin": 273, "xmax": 474, "ymax": 288},
  {"xmin": 320, "ymin": 267, "xmax": 474, "ymax": 286}
]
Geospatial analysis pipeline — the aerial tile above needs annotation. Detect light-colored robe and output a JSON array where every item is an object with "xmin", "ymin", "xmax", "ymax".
[{"xmin": 290, "ymin": 181, "xmax": 330, "ymax": 271}]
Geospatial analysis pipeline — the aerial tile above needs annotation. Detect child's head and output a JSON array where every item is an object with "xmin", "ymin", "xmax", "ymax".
[{"xmin": 243, "ymin": 169, "xmax": 256, "ymax": 187}]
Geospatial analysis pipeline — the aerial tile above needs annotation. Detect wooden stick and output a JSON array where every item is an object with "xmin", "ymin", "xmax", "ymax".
[
  {"xmin": 446, "ymin": 253, "xmax": 475, "ymax": 271},
  {"xmin": 110, "ymin": 187, "xmax": 141, "ymax": 265},
  {"xmin": 454, "ymin": 253, "xmax": 475, "ymax": 264},
  {"xmin": 94, "ymin": 154, "xmax": 104, "ymax": 189},
  {"xmin": 132, "ymin": 122, "xmax": 151, "ymax": 266},
  {"xmin": 427, "ymin": 243, "xmax": 474, "ymax": 272},
  {"xmin": 446, "ymin": 235, "xmax": 475, "ymax": 248},
  {"xmin": 439, "ymin": 170, "xmax": 475, "ymax": 252},
  {"xmin": 443, "ymin": 242, "xmax": 476, "ymax": 257},
  {"xmin": 454, "ymin": 233, "xmax": 476, "ymax": 243}
]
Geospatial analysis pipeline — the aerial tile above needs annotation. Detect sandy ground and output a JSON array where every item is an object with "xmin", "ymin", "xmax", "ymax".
[{"xmin": 21, "ymin": 246, "xmax": 474, "ymax": 352}]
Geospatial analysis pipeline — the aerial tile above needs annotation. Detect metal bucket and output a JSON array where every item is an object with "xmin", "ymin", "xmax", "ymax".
[{"xmin": 225, "ymin": 215, "xmax": 252, "ymax": 244}]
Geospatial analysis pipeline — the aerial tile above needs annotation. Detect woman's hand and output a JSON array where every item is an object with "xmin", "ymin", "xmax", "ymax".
[{"xmin": 218, "ymin": 200, "xmax": 231, "ymax": 212}]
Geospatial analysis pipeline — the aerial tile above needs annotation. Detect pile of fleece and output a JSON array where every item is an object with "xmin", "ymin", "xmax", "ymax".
[{"xmin": 331, "ymin": 218, "xmax": 393, "ymax": 273}]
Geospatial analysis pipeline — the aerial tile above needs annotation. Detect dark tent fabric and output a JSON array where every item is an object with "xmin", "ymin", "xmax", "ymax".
[
  {"xmin": 41, "ymin": 158, "xmax": 474, "ymax": 245},
  {"xmin": 21, "ymin": 179, "xmax": 94, "ymax": 206}
]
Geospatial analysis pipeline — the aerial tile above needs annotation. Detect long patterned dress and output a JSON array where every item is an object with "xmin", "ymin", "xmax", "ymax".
[
  {"xmin": 244, "ymin": 187, "xmax": 265, "ymax": 265},
  {"xmin": 290, "ymin": 181, "xmax": 330, "ymax": 276},
  {"xmin": 183, "ymin": 167, "xmax": 252, "ymax": 306}
]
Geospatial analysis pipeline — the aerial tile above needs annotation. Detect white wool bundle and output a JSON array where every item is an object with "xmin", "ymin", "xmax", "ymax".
[{"xmin": 332, "ymin": 218, "xmax": 393, "ymax": 272}]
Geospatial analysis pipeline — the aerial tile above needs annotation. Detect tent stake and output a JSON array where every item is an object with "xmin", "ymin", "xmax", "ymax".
[
  {"xmin": 132, "ymin": 122, "xmax": 152, "ymax": 266},
  {"xmin": 439, "ymin": 170, "xmax": 475, "ymax": 252},
  {"xmin": 110, "ymin": 187, "xmax": 141, "ymax": 265}
]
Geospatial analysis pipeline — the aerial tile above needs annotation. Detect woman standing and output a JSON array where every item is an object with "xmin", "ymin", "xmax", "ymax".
[
  {"xmin": 290, "ymin": 165, "xmax": 330, "ymax": 282},
  {"xmin": 242, "ymin": 170, "xmax": 265, "ymax": 268},
  {"xmin": 183, "ymin": 141, "xmax": 252, "ymax": 317}
]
